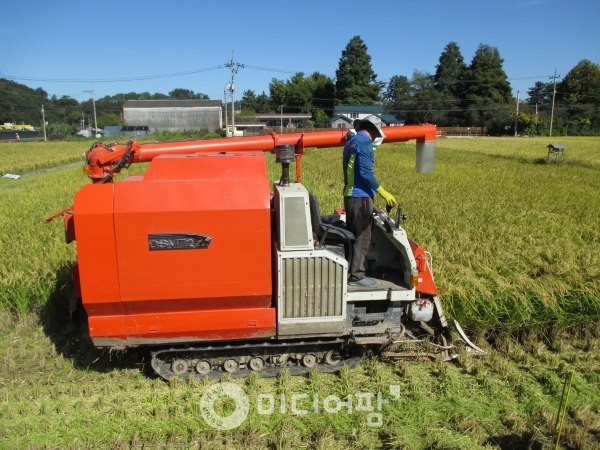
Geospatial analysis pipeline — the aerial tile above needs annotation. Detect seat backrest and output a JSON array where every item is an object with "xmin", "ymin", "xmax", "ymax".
[{"xmin": 308, "ymin": 192, "xmax": 323, "ymax": 239}]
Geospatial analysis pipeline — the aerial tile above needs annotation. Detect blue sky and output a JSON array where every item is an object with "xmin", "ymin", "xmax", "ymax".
[{"xmin": 2, "ymin": 0, "xmax": 598, "ymax": 106}]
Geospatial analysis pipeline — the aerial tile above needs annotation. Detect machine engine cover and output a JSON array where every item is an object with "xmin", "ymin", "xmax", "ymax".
[{"xmin": 74, "ymin": 152, "xmax": 275, "ymax": 346}]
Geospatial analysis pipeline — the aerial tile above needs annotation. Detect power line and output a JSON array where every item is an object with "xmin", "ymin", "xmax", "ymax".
[
  {"xmin": 0, "ymin": 65, "xmax": 225, "ymax": 83},
  {"xmin": 0, "ymin": 62, "xmax": 302, "ymax": 84}
]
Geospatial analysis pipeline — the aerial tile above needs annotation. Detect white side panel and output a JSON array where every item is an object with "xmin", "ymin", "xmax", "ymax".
[
  {"xmin": 277, "ymin": 249, "xmax": 347, "ymax": 326},
  {"xmin": 274, "ymin": 183, "xmax": 314, "ymax": 252}
]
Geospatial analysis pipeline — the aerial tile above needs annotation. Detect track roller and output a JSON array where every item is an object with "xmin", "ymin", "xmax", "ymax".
[
  {"xmin": 302, "ymin": 353, "xmax": 318, "ymax": 368},
  {"xmin": 223, "ymin": 358, "xmax": 239, "ymax": 373},
  {"xmin": 249, "ymin": 357, "xmax": 265, "ymax": 371},
  {"xmin": 195, "ymin": 359, "xmax": 211, "ymax": 375},
  {"xmin": 171, "ymin": 359, "xmax": 188, "ymax": 376}
]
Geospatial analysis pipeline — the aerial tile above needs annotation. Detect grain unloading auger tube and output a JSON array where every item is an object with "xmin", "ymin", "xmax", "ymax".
[
  {"xmin": 82, "ymin": 125, "xmax": 438, "ymax": 182},
  {"xmin": 48, "ymin": 125, "xmax": 484, "ymax": 381}
]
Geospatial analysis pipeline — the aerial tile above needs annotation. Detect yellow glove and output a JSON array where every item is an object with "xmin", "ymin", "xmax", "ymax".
[{"xmin": 376, "ymin": 186, "xmax": 398, "ymax": 207}]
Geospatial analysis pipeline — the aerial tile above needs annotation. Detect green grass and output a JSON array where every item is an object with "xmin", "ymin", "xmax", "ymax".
[
  {"xmin": 1, "ymin": 314, "xmax": 599, "ymax": 448},
  {"xmin": 298, "ymin": 136, "xmax": 600, "ymax": 334},
  {"xmin": 1, "ymin": 136, "xmax": 600, "ymax": 448}
]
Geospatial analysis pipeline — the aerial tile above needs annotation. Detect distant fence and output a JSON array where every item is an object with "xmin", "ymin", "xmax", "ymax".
[
  {"xmin": 261, "ymin": 126, "xmax": 489, "ymax": 138},
  {"xmin": 261, "ymin": 128, "xmax": 331, "ymax": 135},
  {"xmin": 437, "ymin": 127, "xmax": 487, "ymax": 137}
]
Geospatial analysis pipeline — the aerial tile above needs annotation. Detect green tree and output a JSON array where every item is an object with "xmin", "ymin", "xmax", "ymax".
[
  {"xmin": 255, "ymin": 92, "xmax": 272, "ymax": 113},
  {"xmin": 241, "ymin": 90, "xmax": 257, "ymax": 111},
  {"xmin": 97, "ymin": 113, "xmax": 123, "ymax": 128},
  {"xmin": 383, "ymin": 75, "xmax": 411, "ymax": 105},
  {"xmin": 312, "ymin": 109, "xmax": 329, "ymax": 128},
  {"xmin": 236, "ymin": 108, "xmax": 258, "ymax": 123},
  {"xmin": 305, "ymin": 72, "xmax": 335, "ymax": 113},
  {"xmin": 526, "ymin": 81, "xmax": 553, "ymax": 106},
  {"xmin": 459, "ymin": 44, "xmax": 512, "ymax": 132},
  {"xmin": 383, "ymin": 75, "xmax": 411, "ymax": 122},
  {"xmin": 168, "ymin": 88, "xmax": 209, "ymax": 99},
  {"xmin": 558, "ymin": 59, "xmax": 600, "ymax": 105},
  {"xmin": 269, "ymin": 72, "xmax": 334, "ymax": 113},
  {"xmin": 556, "ymin": 59, "xmax": 600, "ymax": 134},
  {"xmin": 269, "ymin": 78, "xmax": 287, "ymax": 110},
  {"xmin": 462, "ymin": 44, "xmax": 512, "ymax": 103},
  {"xmin": 51, "ymin": 95, "xmax": 80, "ymax": 125},
  {"xmin": 0, "ymin": 79, "xmax": 49, "ymax": 126},
  {"xmin": 335, "ymin": 36, "xmax": 381, "ymax": 105},
  {"xmin": 408, "ymin": 71, "xmax": 443, "ymax": 124},
  {"xmin": 46, "ymin": 122, "xmax": 74, "ymax": 140},
  {"xmin": 433, "ymin": 42, "xmax": 466, "ymax": 100},
  {"xmin": 431, "ymin": 42, "xmax": 466, "ymax": 125}
]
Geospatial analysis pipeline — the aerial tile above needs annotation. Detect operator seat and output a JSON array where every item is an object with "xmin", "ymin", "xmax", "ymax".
[{"xmin": 308, "ymin": 192, "xmax": 355, "ymax": 264}]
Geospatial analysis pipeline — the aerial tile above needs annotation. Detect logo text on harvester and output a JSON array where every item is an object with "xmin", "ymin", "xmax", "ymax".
[{"xmin": 200, "ymin": 382, "xmax": 401, "ymax": 430}]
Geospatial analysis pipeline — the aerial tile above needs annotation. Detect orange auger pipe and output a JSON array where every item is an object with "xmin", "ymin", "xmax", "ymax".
[
  {"xmin": 133, "ymin": 124, "xmax": 437, "ymax": 162},
  {"xmin": 86, "ymin": 124, "xmax": 437, "ymax": 181}
]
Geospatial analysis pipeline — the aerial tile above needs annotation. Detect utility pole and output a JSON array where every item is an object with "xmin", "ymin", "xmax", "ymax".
[
  {"xmin": 549, "ymin": 69, "xmax": 561, "ymax": 137},
  {"xmin": 514, "ymin": 90, "xmax": 520, "ymax": 137},
  {"xmin": 224, "ymin": 87, "xmax": 229, "ymax": 137},
  {"xmin": 280, "ymin": 105, "xmax": 283, "ymax": 133},
  {"xmin": 84, "ymin": 86, "xmax": 98, "ymax": 137},
  {"xmin": 41, "ymin": 104, "xmax": 46, "ymax": 141},
  {"xmin": 224, "ymin": 51, "xmax": 244, "ymax": 137}
]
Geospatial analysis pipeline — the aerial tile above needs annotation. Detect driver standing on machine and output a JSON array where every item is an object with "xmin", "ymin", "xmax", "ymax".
[{"xmin": 342, "ymin": 115, "xmax": 398, "ymax": 286}]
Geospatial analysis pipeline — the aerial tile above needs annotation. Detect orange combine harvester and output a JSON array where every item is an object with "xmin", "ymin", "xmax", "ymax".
[{"xmin": 51, "ymin": 125, "xmax": 480, "ymax": 380}]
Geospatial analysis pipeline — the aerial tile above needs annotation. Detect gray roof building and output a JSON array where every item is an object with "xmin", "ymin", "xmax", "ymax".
[
  {"xmin": 123, "ymin": 99, "xmax": 222, "ymax": 132},
  {"xmin": 255, "ymin": 112, "xmax": 312, "ymax": 128}
]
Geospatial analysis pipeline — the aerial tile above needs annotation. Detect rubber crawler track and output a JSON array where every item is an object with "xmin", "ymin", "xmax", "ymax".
[{"xmin": 151, "ymin": 338, "xmax": 365, "ymax": 381}]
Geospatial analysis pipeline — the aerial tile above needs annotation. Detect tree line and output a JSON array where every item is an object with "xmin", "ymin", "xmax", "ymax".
[
  {"xmin": 241, "ymin": 37, "xmax": 600, "ymax": 136},
  {"xmin": 1, "ymin": 36, "xmax": 598, "ymax": 136},
  {"xmin": 0, "ymin": 83, "xmax": 209, "ymax": 133}
]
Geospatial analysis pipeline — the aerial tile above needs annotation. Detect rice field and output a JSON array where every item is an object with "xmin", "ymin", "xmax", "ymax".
[
  {"xmin": 1, "ymin": 136, "xmax": 599, "ymax": 448},
  {"xmin": 0, "ymin": 141, "xmax": 86, "ymax": 175}
]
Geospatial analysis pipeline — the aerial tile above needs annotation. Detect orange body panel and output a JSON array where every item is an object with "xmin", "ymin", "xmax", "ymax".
[
  {"xmin": 74, "ymin": 153, "xmax": 276, "ymax": 347},
  {"xmin": 408, "ymin": 239, "xmax": 438, "ymax": 296},
  {"xmin": 73, "ymin": 183, "xmax": 124, "ymax": 317},
  {"xmin": 124, "ymin": 308, "xmax": 275, "ymax": 346},
  {"xmin": 88, "ymin": 315, "xmax": 128, "ymax": 347}
]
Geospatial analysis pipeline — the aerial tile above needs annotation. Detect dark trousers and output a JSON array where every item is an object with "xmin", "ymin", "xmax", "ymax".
[{"xmin": 344, "ymin": 196, "xmax": 373, "ymax": 280}]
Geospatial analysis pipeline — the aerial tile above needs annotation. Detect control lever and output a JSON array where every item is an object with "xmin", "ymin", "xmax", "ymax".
[
  {"xmin": 373, "ymin": 208, "xmax": 394, "ymax": 233},
  {"xmin": 385, "ymin": 205, "xmax": 408, "ymax": 230}
]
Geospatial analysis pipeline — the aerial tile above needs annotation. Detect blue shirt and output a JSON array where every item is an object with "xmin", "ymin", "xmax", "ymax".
[{"xmin": 342, "ymin": 131, "xmax": 380, "ymax": 198}]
